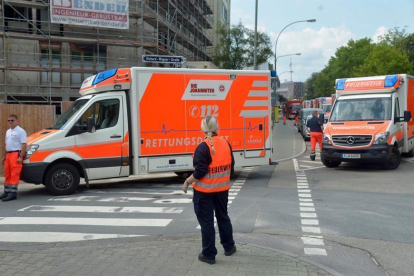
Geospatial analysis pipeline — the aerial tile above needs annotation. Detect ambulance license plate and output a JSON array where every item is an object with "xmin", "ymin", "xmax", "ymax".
[{"xmin": 342, "ymin": 154, "xmax": 361, "ymax": 159}]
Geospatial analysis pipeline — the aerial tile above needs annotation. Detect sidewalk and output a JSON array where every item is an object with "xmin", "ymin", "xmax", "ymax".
[
  {"xmin": 0, "ymin": 235, "xmax": 334, "ymax": 276},
  {"xmin": 272, "ymin": 118, "xmax": 306, "ymax": 162}
]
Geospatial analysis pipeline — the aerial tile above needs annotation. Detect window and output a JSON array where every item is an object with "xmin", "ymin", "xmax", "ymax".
[
  {"xmin": 41, "ymin": 50, "xmax": 61, "ymax": 84},
  {"xmin": 330, "ymin": 97, "xmax": 392, "ymax": 122},
  {"xmin": 76, "ymin": 99, "xmax": 120, "ymax": 131},
  {"xmin": 394, "ymin": 98, "xmax": 400, "ymax": 119},
  {"xmin": 221, "ymin": 3, "xmax": 228, "ymax": 23},
  {"xmin": 71, "ymin": 50, "xmax": 106, "ymax": 85}
]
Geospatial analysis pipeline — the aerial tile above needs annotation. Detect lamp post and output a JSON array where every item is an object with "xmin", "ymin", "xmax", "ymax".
[
  {"xmin": 273, "ymin": 19, "xmax": 315, "ymax": 109},
  {"xmin": 274, "ymin": 19, "xmax": 315, "ymax": 72},
  {"xmin": 254, "ymin": 0, "xmax": 258, "ymax": 70},
  {"xmin": 276, "ymin": 53, "xmax": 301, "ymax": 65}
]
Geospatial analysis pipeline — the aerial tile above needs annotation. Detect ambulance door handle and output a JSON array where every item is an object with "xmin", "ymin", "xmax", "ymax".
[{"xmin": 110, "ymin": 134, "xmax": 122, "ymax": 139}]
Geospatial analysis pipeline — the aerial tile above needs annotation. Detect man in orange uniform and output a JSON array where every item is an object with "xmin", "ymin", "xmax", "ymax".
[
  {"xmin": 306, "ymin": 111, "xmax": 323, "ymax": 161},
  {"xmin": 183, "ymin": 116, "xmax": 236, "ymax": 265},
  {"xmin": 1, "ymin": 114, "xmax": 27, "ymax": 202}
]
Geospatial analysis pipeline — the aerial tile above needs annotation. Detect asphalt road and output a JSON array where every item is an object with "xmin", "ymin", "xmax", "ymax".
[{"xmin": 1, "ymin": 143, "xmax": 413, "ymax": 275}]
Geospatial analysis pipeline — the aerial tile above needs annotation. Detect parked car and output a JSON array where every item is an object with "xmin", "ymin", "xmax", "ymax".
[{"xmin": 297, "ymin": 108, "xmax": 325, "ymax": 140}]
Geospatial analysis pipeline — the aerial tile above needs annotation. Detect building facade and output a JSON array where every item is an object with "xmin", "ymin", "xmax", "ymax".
[
  {"xmin": 278, "ymin": 81, "xmax": 304, "ymax": 100},
  {"xmin": 0, "ymin": 0, "xmax": 225, "ymax": 111}
]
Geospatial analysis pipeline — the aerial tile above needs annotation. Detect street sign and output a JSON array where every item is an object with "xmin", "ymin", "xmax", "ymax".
[{"xmin": 142, "ymin": 55, "xmax": 184, "ymax": 63}]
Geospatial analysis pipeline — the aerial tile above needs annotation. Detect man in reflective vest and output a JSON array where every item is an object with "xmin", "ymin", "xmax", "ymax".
[{"xmin": 183, "ymin": 116, "xmax": 236, "ymax": 265}]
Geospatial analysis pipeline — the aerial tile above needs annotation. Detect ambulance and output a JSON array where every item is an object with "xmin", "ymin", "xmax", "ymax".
[
  {"xmin": 21, "ymin": 68, "xmax": 274, "ymax": 195},
  {"xmin": 322, "ymin": 74, "xmax": 413, "ymax": 170},
  {"xmin": 317, "ymin": 97, "xmax": 332, "ymax": 117},
  {"xmin": 303, "ymin": 100, "xmax": 312, "ymax": 108}
]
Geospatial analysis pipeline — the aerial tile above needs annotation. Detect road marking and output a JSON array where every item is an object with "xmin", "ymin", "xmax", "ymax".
[
  {"xmin": 153, "ymin": 199, "xmax": 192, "ymax": 204},
  {"xmin": 304, "ymin": 248, "xmax": 327, "ymax": 256},
  {"xmin": 88, "ymin": 190, "xmax": 192, "ymax": 195},
  {"xmin": 301, "ymin": 213, "xmax": 317, "ymax": 218},
  {"xmin": 301, "ymin": 237, "xmax": 324, "ymax": 246},
  {"xmin": 300, "ymin": 160, "xmax": 322, "ymax": 164},
  {"xmin": 48, "ymin": 196, "xmax": 154, "ymax": 202},
  {"xmin": 300, "ymin": 207, "xmax": 315, "ymax": 212},
  {"xmin": 301, "ymin": 219, "xmax": 319, "ymax": 225},
  {"xmin": 302, "ymin": 227, "xmax": 321, "ymax": 233},
  {"xmin": 0, "ymin": 217, "xmax": 172, "ymax": 227},
  {"xmin": 294, "ymin": 158, "xmax": 327, "ymax": 256},
  {"xmin": 18, "ymin": 205, "xmax": 183, "ymax": 214},
  {"xmin": 0, "ymin": 232, "xmax": 144, "ymax": 243}
]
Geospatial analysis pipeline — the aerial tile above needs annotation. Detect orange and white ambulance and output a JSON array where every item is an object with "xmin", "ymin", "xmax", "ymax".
[
  {"xmin": 317, "ymin": 97, "xmax": 332, "ymax": 117},
  {"xmin": 21, "ymin": 68, "xmax": 273, "ymax": 194},
  {"xmin": 322, "ymin": 74, "xmax": 413, "ymax": 170}
]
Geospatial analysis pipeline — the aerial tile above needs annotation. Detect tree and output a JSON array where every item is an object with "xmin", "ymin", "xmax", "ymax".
[
  {"xmin": 304, "ymin": 72, "xmax": 319, "ymax": 99},
  {"xmin": 354, "ymin": 42, "xmax": 414, "ymax": 76},
  {"xmin": 399, "ymin": 34, "xmax": 414, "ymax": 68},
  {"xmin": 213, "ymin": 22, "xmax": 248, "ymax": 69},
  {"xmin": 213, "ymin": 21, "xmax": 273, "ymax": 69},
  {"xmin": 311, "ymin": 38, "xmax": 375, "ymax": 97},
  {"xmin": 245, "ymin": 28, "xmax": 274, "ymax": 67}
]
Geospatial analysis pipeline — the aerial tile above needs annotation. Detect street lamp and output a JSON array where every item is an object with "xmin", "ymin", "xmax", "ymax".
[
  {"xmin": 276, "ymin": 53, "xmax": 301, "ymax": 63},
  {"xmin": 274, "ymin": 19, "xmax": 316, "ymax": 72}
]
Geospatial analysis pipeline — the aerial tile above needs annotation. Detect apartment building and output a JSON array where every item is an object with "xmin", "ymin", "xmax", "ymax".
[{"xmin": 0, "ymin": 0, "xmax": 221, "ymax": 110}]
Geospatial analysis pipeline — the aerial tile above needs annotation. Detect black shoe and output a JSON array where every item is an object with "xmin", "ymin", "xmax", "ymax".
[
  {"xmin": 198, "ymin": 253, "xmax": 215, "ymax": 265},
  {"xmin": 225, "ymin": 245, "xmax": 237, "ymax": 256},
  {"xmin": 0, "ymin": 193, "xmax": 8, "ymax": 200},
  {"xmin": 2, "ymin": 195, "xmax": 16, "ymax": 202},
  {"xmin": 310, "ymin": 156, "xmax": 315, "ymax": 161}
]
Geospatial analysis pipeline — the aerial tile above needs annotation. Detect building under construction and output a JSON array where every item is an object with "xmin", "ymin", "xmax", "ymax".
[{"xmin": 0, "ymin": 0, "xmax": 230, "ymax": 112}]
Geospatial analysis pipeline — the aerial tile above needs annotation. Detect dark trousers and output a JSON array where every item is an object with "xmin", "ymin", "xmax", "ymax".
[{"xmin": 193, "ymin": 189, "xmax": 235, "ymax": 260}]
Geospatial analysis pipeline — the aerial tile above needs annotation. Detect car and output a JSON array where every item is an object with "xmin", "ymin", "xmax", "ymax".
[{"xmin": 297, "ymin": 108, "xmax": 325, "ymax": 140}]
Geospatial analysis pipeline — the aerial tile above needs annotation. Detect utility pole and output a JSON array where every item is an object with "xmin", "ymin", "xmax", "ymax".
[
  {"xmin": 253, "ymin": 0, "xmax": 258, "ymax": 70},
  {"xmin": 290, "ymin": 57, "xmax": 293, "ymax": 82}
]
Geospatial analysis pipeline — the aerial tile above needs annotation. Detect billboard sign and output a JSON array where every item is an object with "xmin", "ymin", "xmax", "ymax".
[{"xmin": 50, "ymin": 0, "xmax": 129, "ymax": 29}]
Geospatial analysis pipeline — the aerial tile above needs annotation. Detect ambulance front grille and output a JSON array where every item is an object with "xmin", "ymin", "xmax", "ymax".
[{"xmin": 332, "ymin": 135, "xmax": 372, "ymax": 147}]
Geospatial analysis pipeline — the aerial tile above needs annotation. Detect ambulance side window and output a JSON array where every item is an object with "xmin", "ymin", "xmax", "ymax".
[
  {"xmin": 394, "ymin": 98, "xmax": 400, "ymax": 120},
  {"xmin": 77, "ymin": 99, "xmax": 120, "ymax": 130}
]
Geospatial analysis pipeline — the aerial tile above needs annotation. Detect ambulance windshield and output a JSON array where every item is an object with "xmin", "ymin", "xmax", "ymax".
[
  {"xmin": 330, "ymin": 97, "xmax": 391, "ymax": 122},
  {"xmin": 323, "ymin": 104, "xmax": 332, "ymax": 112},
  {"xmin": 50, "ymin": 99, "xmax": 89, "ymax": 129}
]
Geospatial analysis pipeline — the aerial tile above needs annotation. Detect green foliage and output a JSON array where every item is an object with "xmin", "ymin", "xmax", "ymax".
[
  {"xmin": 213, "ymin": 21, "xmax": 273, "ymax": 69},
  {"xmin": 305, "ymin": 28, "xmax": 414, "ymax": 97},
  {"xmin": 354, "ymin": 43, "xmax": 414, "ymax": 76}
]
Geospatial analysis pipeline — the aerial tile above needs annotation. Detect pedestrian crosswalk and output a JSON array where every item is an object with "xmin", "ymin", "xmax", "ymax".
[
  {"xmin": 0, "ymin": 180, "xmax": 194, "ymax": 243},
  {"xmin": 296, "ymin": 152, "xmax": 326, "ymax": 171}
]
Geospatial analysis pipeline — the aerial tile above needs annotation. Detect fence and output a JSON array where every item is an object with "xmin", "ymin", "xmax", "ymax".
[{"xmin": 0, "ymin": 104, "xmax": 55, "ymax": 175}]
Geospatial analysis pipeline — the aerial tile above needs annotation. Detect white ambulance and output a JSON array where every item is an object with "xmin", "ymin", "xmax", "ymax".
[
  {"xmin": 322, "ymin": 74, "xmax": 414, "ymax": 170},
  {"xmin": 21, "ymin": 68, "xmax": 274, "ymax": 194}
]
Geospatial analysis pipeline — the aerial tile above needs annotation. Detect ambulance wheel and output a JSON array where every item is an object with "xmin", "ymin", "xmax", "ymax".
[
  {"xmin": 44, "ymin": 163, "xmax": 80, "ymax": 195},
  {"xmin": 381, "ymin": 146, "xmax": 401, "ymax": 170},
  {"xmin": 321, "ymin": 155, "xmax": 341, "ymax": 168}
]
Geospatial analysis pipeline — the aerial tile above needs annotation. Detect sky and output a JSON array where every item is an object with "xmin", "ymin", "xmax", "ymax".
[{"xmin": 230, "ymin": 0, "xmax": 414, "ymax": 82}]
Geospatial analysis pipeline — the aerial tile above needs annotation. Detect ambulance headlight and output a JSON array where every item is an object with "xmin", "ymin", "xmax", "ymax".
[
  {"xmin": 26, "ymin": 144, "xmax": 39, "ymax": 159},
  {"xmin": 323, "ymin": 134, "xmax": 331, "ymax": 144},
  {"xmin": 374, "ymin": 132, "xmax": 390, "ymax": 145}
]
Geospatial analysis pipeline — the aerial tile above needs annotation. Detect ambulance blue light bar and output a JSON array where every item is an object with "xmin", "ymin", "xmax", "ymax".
[
  {"xmin": 92, "ymin": 69, "xmax": 117, "ymax": 85},
  {"xmin": 384, "ymin": 75, "xmax": 398, "ymax": 87},
  {"xmin": 336, "ymin": 79, "xmax": 346, "ymax": 90}
]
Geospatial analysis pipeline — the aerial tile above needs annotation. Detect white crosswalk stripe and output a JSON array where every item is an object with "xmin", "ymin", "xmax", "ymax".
[{"xmin": 0, "ymin": 182, "xmax": 193, "ymax": 243}]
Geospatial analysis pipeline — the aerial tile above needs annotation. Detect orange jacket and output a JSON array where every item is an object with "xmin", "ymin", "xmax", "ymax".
[{"xmin": 193, "ymin": 137, "xmax": 232, "ymax": 193}]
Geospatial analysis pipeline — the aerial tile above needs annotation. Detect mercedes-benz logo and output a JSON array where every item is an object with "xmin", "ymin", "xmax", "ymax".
[{"xmin": 346, "ymin": 136, "xmax": 355, "ymax": 145}]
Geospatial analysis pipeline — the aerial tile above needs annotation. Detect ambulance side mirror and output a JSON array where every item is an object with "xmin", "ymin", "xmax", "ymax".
[
  {"xmin": 403, "ymin": 111, "xmax": 412, "ymax": 123},
  {"xmin": 318, "ymin": 113, "xmax": 325, "ymax": 125},
  {"xmin": 87, "ymin": 117, "xmax": 96, "ymax": 133}
]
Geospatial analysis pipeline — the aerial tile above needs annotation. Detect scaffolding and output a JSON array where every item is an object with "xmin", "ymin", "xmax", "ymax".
[{"xmin": 0, "ymin": 0, "xmax": 215, "ymax": 108}]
